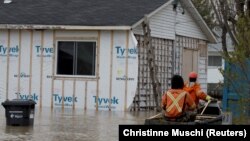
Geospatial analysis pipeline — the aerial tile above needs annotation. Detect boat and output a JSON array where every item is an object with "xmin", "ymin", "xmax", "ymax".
[{"xmin": 144, "ymin": 101, "xmax": 224, "ymax": 125}]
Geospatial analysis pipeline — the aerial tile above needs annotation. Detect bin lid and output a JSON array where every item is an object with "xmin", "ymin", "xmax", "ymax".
[{"xmin": 1, "ymin": 99, "xmax": 36, "ymax": 106}]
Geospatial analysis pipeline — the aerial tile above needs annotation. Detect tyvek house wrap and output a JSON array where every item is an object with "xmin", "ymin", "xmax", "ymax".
[{"xmin": 0, "ymin": 30, "xmax": 138, "ymax": 111}]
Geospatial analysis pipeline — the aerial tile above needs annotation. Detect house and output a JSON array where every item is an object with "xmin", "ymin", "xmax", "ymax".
[
  {"xmin": 0, "ymin": 0, "xmax": 216, "ymax": 111},
  {"xmin": 207, "ymin": 27, "xmax": 234, "ymax": 98}
]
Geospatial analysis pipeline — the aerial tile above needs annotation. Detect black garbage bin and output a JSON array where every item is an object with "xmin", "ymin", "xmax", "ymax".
[{"xmin": 1, "ymin": 99, "xmax": 36, "ymax": 126}]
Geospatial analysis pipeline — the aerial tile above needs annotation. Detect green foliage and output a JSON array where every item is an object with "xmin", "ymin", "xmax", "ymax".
[
  {"xmin": 221, "ymin": 16, "xmax": 250, "ymax": 124},
  {"xmin": 233, "ymin": 99, "xmax": 250, "ymax": 124},
  {"xmin": 192, "ymin": 0, "xmax": 250, "ymax": 124},
  {"xmin": 235, "ymin": 17, "xmax": 250, "ymax": 58},
  {"xmin": 222, "ymin": 16, "xmax": 250, "ymax": 61}
]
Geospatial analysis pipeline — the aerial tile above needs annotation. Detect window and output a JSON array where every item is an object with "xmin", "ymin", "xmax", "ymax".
[
  {"xmin": 57, "ymin": 41, "xmax": 96, "ymax": 76},
  {"xmin": 208, "ymin": 56, "xmax": 222, "ymax": 66}
]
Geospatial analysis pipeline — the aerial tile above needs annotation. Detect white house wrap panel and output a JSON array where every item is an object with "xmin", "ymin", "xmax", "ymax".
[
  {"xmin": 8, "ymin": 30, "xmax": 19, "ymax": 100},
  {"xmin": 19, "ymin": 31, "xmax": 31, "ymax": 101},
  {"xmin": 98, "ymin": 31, "xmax": 112, "ymax": 111},
  {"xmin": 74, "ymin": 81, "xmax": 85, "ymax": 109},
  {"xmin": 42, "ymin": 31, "xmax": 53, "ymax": 107},
  {"xmin": 31, "ymin": 31, "xmax": 42, "ymax": 107},
  {"xmin": 0, "ymin": 29, "xmax": 138, "ymax": 111},
  {"xmin": 53, "ymin": 80, "xmax": 63, "ymax": 108}
]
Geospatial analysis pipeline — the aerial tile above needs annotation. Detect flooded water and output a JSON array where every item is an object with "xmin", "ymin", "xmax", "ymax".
[{"xmin": 0, "ymin": 107, "xmax": 157, "ymax": 141}]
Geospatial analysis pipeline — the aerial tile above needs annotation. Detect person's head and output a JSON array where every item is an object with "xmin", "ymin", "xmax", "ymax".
[
  {"xmin": 171, "ymin": 75, "xmax": 184, "ymax": 89},
  {"xmin": 188, "ymin": 71, "xmax": 197, "ymax": 82}
]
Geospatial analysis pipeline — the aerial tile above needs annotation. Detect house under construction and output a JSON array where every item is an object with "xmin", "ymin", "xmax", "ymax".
[{"xmin": 0, "ymin": 0, "xmax": 216, "ymax": 111}]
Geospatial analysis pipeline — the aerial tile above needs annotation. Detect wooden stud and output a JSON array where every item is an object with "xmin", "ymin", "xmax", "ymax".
[
  {"xmin": 6, "ymin": 30, "xmax": 10, "ymax": 100},
  {"xmin": 109, "ymin": 31, "xmax": 114, "ymax": 111},
  {"xmin": 17, "ymin": 30, "xmax": 22, "ymax": 99}
]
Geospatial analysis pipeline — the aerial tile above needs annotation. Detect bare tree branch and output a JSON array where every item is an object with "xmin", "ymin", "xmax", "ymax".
[
  {"xmin": 210, "ymin": 0, "xmax": 223, "ymax": 25},
  {"xmin": 142, "ymin": 16, "xmax": 162, "ymax": 111},
  {"xmin": 221, "ymin": 25, "xmax": 230, "ymax": 58},
  {"xmin": 219, "ymin": 0, "xmax": 239, "ymax": 45}
]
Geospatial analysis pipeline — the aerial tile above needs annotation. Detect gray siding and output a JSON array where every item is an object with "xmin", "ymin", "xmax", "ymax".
[
  {"xmin": 176, "ymin": 5, "xmax": 207, "ymax": 40},
  {"xmin": 133, "ymin": 4, "xmax": 207, "ymax": 41},
  {"xmin": 131, "ymin": 3, "xmax": 209, "ymax": 110},
  {"xmin": 150, "ymin": 5, "xmax": 175, "ymax": 40}
]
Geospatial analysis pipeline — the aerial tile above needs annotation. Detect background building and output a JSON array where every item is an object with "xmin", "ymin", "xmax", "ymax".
[{"xmin": 207, "ymin": 27, "xmax": 234, "ymax": 99}]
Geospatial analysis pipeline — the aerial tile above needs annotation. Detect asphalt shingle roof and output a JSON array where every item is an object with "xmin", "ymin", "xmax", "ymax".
[{"xmin": 0, "ymin": 0, "xmax": 169, "ymax": 26}]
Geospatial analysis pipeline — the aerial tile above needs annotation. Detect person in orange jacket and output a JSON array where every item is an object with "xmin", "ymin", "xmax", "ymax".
[
  {"xmin": 184, "ymin": 71, "xmax": 214, "ymax": 107},
  {"xmin": 161, "ymin": 75, "xmax": 196, "ymax": 122}
]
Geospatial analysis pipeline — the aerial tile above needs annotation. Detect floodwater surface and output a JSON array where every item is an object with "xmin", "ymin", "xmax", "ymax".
[{"xmin": 0, "ymin": 107, "xmax": 157, "ymax": 141}]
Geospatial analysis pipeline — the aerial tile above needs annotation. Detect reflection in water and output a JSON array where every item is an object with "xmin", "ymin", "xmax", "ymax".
[{"xmin": 0, "ymin": 107, "xmax": 157, "ymax": 141}]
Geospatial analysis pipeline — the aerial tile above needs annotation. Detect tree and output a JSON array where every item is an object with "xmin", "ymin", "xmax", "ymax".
[
  {"xmin": 142, "ymin": 16, "xmax": 162, "ymax": 112},
  {"xmin": 209, "ymin": 0, "xmax": 250, "ymax": 124},
  {"xmin": 192, "ymin": 0, "xmax": 216, "ymax": 29}
]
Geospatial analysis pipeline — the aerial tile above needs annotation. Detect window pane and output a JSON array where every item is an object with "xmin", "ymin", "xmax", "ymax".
[
  {"xmin": 208, "ymin": 56, "xmax": 222, "ymax": 66},
  {"xmin": 57, "ymin": 41, "xmax": 74, "ymax": 75},
  {"xmin": 76, "ymin": 42, "xmax": 96, "ymax": 75}
]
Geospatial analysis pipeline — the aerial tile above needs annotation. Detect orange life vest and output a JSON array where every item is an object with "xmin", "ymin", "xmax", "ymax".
[
  {"xmin": 183, "ymin": 82, "xmax": 209, "ymax": 105},
  {"xmin": 161, "ymin": 89, "xmax": 195, "ymax": 118}
]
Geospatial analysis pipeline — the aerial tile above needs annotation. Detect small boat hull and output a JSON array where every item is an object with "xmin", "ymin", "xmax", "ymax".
[
  {"xmin": 144, "ymin": 114, "xmax": 223, "ymax": 125},
  {"xmin": 145, "ymin": 101, "xmax": 224, "ymax": 125}
]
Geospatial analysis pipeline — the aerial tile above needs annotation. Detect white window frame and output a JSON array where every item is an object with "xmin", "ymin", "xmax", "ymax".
[
  {"xmin": 54, "ymin": 39, "xmax": 97, "ymax": 79},
  {"xmin": 208, "ymin": 55, "xmax": 222, "ymax": 67}
]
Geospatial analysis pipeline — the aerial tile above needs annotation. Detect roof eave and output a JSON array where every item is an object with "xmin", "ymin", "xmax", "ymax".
[
  {"xmin": 181, "ymin": 0, "xmax": 218, "ymax": 43},
  {"xmin": 0, "ymin": 24, "xmax": 132, "ymax": 30},
  {"xmin": 131, "ymin": 0, "xmax": 218, "ymax": 43},
  {"xmin": 131, "ymin": 0, "xmax": 173, "ymax": 29}
]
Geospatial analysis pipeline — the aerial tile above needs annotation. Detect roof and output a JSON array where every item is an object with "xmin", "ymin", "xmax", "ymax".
[
  {"xmin": 0, "ymin": 0, "xmax": 217, "ymax": 43},
  {"xmin": 0, "ymin": 0, "xmax": 169, "ymax": 26}
]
